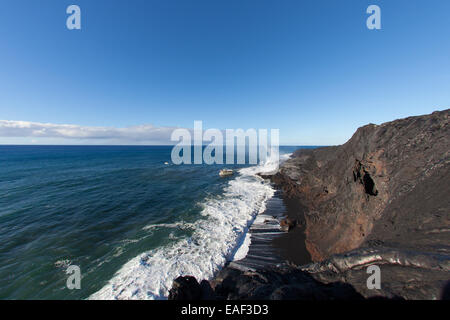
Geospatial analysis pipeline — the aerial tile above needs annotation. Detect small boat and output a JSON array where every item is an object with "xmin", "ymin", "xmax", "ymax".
[
  {"xmin": 219, "ymin": 169, "xmax": 234, "ymax": 177},
  {"xmin": 164, "ymin": 162, "xmax": 169, "ymax": 165}
]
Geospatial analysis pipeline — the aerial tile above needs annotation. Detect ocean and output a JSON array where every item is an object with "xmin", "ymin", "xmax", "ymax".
[{"xmin": 0, "ymin": 145, "xmax": 302, "ymax": 299}]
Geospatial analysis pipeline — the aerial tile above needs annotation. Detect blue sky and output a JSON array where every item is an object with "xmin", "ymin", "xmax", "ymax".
[{"xmin": 0, "ymin": 0, "xmax": 449, "ymax": 145}]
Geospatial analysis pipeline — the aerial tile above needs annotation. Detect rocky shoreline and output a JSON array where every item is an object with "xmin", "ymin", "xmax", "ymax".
[{"xmin": 169, "ymin": 109, "xmax": 450, "ymax": 300}]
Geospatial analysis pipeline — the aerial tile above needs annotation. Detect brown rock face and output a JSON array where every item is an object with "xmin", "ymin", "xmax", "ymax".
[{"xmin": 272, "ymin": 109, "xmax": 450, "ymax": 261}]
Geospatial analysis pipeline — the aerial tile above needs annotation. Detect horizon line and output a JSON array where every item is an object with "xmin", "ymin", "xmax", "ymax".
[{"xmin": 0, "ymin": 144, "xmax": 330, "ymax": 147}]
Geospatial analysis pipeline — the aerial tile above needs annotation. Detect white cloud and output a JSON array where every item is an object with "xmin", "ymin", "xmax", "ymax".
[{"xmin": 0, "ymin": 120, "xmax": 185, "ymax": 145}]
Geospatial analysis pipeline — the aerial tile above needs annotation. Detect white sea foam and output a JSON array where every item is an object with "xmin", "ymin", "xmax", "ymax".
[
  {"xmin": 142, "ymin": 221, "xmax": 195, "ymax": 231},
  {"xmin": 89, "ymin": 152, "xmax": 291, "ymax": 300},
  {"xmin": 233, "ymin": 232, "xmax": 251, "ymax": 261}
]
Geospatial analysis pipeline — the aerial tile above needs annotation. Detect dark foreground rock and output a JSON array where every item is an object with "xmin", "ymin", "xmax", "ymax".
[
  {"xmin": 169, "ymin": 265, "xmax": 365, "ymax": 300},
  {"xmin": 169, "ymin": 109, "xmax": 450, "ymax": 300},
  {"xmin": 168, "ymin": 276, "xmax": 215, "ymax": 300},
  {"xmin": 169, "ymin": 247, "xmax": 449, "ymax": 300}
]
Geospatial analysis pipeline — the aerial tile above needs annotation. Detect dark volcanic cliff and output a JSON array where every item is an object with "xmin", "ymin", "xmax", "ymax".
[
  {"xmin": 272, "ymin": 109, "xmax": 449, "ymax": 262},
  {"xmin": 169, "ymin": 110, "xmax": 450, "ymax": 300}
]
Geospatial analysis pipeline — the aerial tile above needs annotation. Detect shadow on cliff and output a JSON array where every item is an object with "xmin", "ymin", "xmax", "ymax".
[{"xmin": 441, "ymin": 281, "xmax": 450, "ymax": 300}]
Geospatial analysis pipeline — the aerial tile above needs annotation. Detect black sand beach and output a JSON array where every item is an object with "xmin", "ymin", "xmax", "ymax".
[
  {"xmin": 271, "ymin": 196, "xmax": 311, "ymax": 266},
  {"xmin": 230, "ymin": 187, "xmax": 312, "ymax": 271}
]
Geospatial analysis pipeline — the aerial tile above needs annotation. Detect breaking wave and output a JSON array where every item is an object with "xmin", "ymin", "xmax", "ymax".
[{"xmin": 90, "ymin": 152, "xmax": 290, "ymax": 300}]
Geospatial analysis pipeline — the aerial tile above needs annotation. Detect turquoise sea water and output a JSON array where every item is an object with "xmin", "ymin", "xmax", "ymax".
[{"xmin": 0, "ymin": 145, "xmax": 303, "ymax": 299}]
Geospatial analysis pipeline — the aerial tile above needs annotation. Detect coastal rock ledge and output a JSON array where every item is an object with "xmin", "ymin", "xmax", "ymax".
[{"xmin": 169, "ymin": 109, "xmax": 450, "ymax": 300}]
